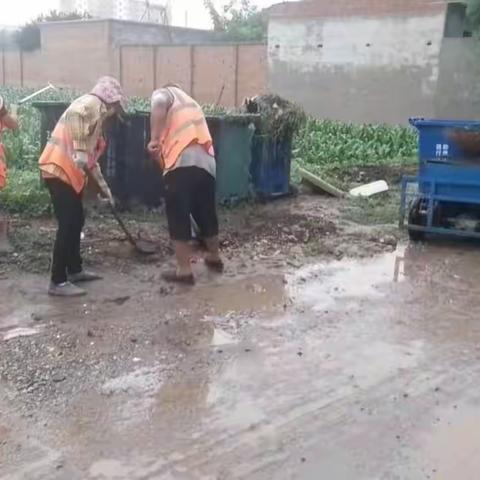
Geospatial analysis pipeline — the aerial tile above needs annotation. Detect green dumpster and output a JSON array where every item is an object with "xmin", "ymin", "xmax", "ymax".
[
  {"xmin": 207, "ymin": 114, "xmax": 258, "ymax": 203},
  {"xmin": 33, "ymin": 103, "xmax": 258, "ymax": 206}
]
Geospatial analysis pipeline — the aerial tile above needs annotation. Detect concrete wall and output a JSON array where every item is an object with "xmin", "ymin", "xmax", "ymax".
[
  {"xmin": 434, "ymin": 38, "xmax": 480, "ymax": 120},
  {"xmin": 108, "ymin": 19, "xmax": 222, "ymax": 48},
  {"xmin": 269, "ymin": 12, "xmax": 446, "ymax": 124}
]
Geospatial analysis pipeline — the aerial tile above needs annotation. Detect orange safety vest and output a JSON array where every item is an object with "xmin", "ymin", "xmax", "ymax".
[
  {"xmin": 159, "ymin": 87, "xmax": 214, "ymax": 170},
  {"xmin": 0, "ymin": 143, "xmax": 6, "ymax": 190},
  {"xmin": 38, "ymin": 118, "xmax": 107, "ymax": 194}
]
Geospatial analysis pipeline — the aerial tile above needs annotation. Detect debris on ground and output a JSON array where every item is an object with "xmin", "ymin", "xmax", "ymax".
[
  {"xmin": 349, "ymin": 180, "xmax": 389, "ymax": 198},
  {"xmin": 298, "ymin": 167, "xmax": 346, "ymax": 198}
]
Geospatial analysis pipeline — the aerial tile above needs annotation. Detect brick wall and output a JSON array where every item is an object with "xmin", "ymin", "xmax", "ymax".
[
  {"xmin": 0, "ymin": 19, "xmax": 267, "ymax": 105},
  {"xmin": 120, "ymin": 44, "xmax": 267, "ymax": 105}
]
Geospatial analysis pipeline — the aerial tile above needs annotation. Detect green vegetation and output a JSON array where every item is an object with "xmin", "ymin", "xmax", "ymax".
[
  {"xmin": 203, "ymin": 0, "xmax": 267, "ymax": 42},
  {"xmin": 294, "ymin": 119, "xmax": 417, "ymax": 174},
  {"xmin": 0, "ymin": 169, "xmax": 51, "ymax": 216},
  {"xmin": 0, "ymin": 86, "xmax": 418, "ymax": 225},
  {"xmin": 468, "ymin": 0, "xmax": 480, "ymax": 31},
  {"xmin": 293, "ymin": 119, "xmax": 418, "ymax": 225}
]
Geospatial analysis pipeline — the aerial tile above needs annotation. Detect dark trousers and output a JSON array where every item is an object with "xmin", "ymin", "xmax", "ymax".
[
  {"xmin": 45, "ymin": 179, "xmax": 84, "ymax": 285},
  {"xmin": 164, "ymin": 167, "xmax": 218, "ymax": 241}
]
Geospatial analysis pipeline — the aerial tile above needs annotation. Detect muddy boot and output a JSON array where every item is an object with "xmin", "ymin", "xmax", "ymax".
[
  {"xmin": 48, "ymin": 281, "xmax": 86, "ymax": 297},
  {"xmin": 161, "ymin": 270, "xmax": 195, "ymax": 285},
  {"xmin": 0, "ymin": 218, "xmax": 13, "ymax": 253},
  {"xmin": 68, "ymin": 270, "xmax": 103, "ymax": 283},
  {"xmin": 205, "ymin": 258, "xmax": 225, "ymax": 273}
]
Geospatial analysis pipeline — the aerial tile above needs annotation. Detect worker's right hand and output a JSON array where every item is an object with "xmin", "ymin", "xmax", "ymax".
[
  {"xmin": 73, "ymin": 150, "xmax": 89, "ymax": 170},
  {"xmin": 147, "ymin": 140, "xmax": 160, "ymax": 156},
  {"xmin": 105, "ymin": 188, "xmax": 115, "ymax": 208},
  {"xmin": 97, "ymin": 191, "xmax": 115, "ymax": 208}
]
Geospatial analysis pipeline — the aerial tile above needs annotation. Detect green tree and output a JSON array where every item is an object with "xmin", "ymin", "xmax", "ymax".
[
  {"xmin": 203, "ymin": 0, "xmax": 267, "ymax": 42},
  {"xmin": 467, "ymin": 0, "xmax": 480, "ymax": 31},
  {"xmin": 15, "ymin": 10, "xmax": 92, "ymax": 51}
]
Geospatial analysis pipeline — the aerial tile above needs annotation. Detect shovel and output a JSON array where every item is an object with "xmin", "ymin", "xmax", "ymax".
[{"xmin": 109, "ymin": 206, "xmax": 158, "ymax": 255}]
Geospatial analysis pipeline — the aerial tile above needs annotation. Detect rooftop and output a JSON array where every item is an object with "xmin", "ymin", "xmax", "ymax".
[{"xmin": 267, "ymin": 0, "xmax": 448, "ymax": 19}]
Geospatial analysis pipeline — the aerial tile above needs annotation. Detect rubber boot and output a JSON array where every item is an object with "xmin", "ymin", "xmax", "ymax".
[{"xmin": 0, "ymin": 217, "xmax": 13, "ymax": 253}]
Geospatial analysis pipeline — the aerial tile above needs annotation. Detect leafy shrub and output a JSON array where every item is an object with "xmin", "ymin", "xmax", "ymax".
[{"xmin": 0, "ymin": 169, "xmax": 51, "ymax": 216}]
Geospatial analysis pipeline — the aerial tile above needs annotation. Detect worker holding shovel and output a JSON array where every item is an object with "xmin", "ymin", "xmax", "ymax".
[
  {"xmin": 39, "ymin": 76, "xmax": 127, "ymax": 297},
  {"xmin": 148, "ymin": 84, "xmax": 224, "ymax": 284},
  {"xmin": 0, "ymin": 96, "xmax": 19, "ymax": 253}
]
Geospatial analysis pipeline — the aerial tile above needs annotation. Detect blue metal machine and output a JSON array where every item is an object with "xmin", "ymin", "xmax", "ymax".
[{"xmin": 400, "ymin": 118, "xmax": 480, "ymax": 240}]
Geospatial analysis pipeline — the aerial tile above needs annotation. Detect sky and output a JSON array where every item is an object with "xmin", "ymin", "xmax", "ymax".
[{"xmin": 1, "ymin": 0, "xmax": 281, "ymax": 28}]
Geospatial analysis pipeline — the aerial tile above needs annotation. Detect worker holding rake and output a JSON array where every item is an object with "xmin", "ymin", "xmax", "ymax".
[
  {"xmin": 0, "ymin": 96, "xmax": 19, "ymax": 253},
  {"xmin": 39, "ymin": 76, "xmax": 127, "ymax": 297},
  {"xmin": 148, "ymin": 84, "xmax": 224, "ymax": 284}
]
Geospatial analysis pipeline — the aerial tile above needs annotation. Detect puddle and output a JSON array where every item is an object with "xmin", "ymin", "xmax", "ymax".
[
  {"xmin": 211, "ymin": 328, "xmax": 237, "ymax": 347},
  {"xmin": 416, "ymin": 404, "xmax": 480, "ymax": 479},
  {"xmin": 102, "ymin": 365, "xmax": 169, "ymax": 396},
  {"xmin": 288, "ymin": 249, "xmax": 404, "ymax": 312},
  {"xmin": 194, "ymin": 274, "xmax": 286, "ymax": 315}
]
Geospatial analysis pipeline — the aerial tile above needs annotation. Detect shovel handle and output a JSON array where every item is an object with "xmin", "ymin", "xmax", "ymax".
[{"xmin": 110, "ymin": 206, "xmax": 138, "ymax": 247}]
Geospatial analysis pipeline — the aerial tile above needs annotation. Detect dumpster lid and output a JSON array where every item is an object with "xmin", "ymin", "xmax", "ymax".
[{"xmin": 409, "ymin": 117, "xmax": 480, "ymax": 129}]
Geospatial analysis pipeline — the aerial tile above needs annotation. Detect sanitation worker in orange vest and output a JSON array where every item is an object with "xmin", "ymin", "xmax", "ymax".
[
  {"xmin": 39, "ymin": 77, "xmax": 127, "ymax": 297},
  {"xmin": 147, "ymin": 84, "xmax": 224, "ymax": 284},
  {"xmin": 0, "ymin": 96, "xmax": 19, "ymax": 253}
]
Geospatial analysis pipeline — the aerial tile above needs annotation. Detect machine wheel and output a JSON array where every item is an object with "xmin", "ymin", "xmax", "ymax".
[
  {"xmin": 408, "ymin": 198, "xmax": 427, "ymax": 242},
  {"xmin": 407, "ymin": 198, "xmax": 443, "ymax": 242}
]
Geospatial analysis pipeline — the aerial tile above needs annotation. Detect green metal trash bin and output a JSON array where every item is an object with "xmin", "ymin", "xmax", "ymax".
[
  {"xmin": 206, "ymin": 114, "xmax": 258, "ymax": 203},
  {"xmin": 32, "ymin": 101, "xmax": 69, "ymax": 151}
]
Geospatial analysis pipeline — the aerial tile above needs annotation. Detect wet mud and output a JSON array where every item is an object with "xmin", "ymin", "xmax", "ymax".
[{"xmin": 2, "ymin": 236, "xmax": 480, "ymax": 479}]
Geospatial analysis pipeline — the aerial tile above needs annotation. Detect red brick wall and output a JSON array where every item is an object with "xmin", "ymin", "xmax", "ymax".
[{"xmin": 120, "ymin": 43, "xmax": 267, "ymax": 105}]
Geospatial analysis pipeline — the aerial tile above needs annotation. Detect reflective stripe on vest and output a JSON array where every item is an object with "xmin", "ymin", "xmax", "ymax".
[
  {"xmin": 38, "ymin": 120, "xmax": 86, "ymax": 193},
  {"xmin": 0, "ymin": 144, "xmax": 6, "ymax": 190},
  {"xmin": 160, "ymin": 87, "xmax": 213, "ymax": 170}
]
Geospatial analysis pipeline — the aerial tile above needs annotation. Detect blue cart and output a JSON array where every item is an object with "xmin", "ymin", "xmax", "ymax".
[{"xmin": 400, "ymin": 118, "xmax": 480, "ymax": 241}]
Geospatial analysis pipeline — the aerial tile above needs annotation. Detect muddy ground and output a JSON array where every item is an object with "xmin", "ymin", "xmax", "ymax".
[{"xmin": 2, "ymin": 190, "xmax": 480, "ymax": 479}]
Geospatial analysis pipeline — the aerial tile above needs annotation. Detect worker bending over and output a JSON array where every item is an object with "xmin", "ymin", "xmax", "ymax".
[
  {"xmin": 0, "ymin": 97, "xmax": 19, "ymax": 252},
  {"xmin": 148, "ymin": 84, "xmax": 223, "ymax": 284},
  {"xmin": 39, "ymin": 76, "xmax": 127, "ymax": 297}
]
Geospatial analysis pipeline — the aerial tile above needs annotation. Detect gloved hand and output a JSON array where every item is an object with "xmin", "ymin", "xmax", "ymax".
[{"xmin": 73, "ymin": 150, "xmax": 88, "ymax": 170}]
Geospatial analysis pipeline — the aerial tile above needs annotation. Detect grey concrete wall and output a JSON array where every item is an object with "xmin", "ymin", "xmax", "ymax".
[
  {"xmin": 434, "ymin": 38, "xmax": 480, "ymax": 120},
  {"xmin": 268, "ymin": 13, "xmax": 446, "ymax": 124},
  {"xmin": 108, "ymin": 19, "xmax": 223, "ymax": 48}
]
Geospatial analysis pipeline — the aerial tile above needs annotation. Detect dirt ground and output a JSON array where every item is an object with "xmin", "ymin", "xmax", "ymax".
[{"xmin": 3, "ymin": 192, "xmax": 480, "ymax": 479}]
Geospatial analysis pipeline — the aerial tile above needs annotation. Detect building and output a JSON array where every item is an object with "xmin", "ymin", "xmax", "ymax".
[
  {"xmin": 267, "ymin": 0, "xmax": 450, "ymax": 124},
  {"xmin": 59, "ymin": 0, "xmax": 172, "ymax": 24}
]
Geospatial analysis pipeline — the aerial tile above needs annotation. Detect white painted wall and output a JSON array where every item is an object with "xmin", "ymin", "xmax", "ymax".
[{"xmin": 268, "ymin": 12, "xmax": 447, "ymax": 123}]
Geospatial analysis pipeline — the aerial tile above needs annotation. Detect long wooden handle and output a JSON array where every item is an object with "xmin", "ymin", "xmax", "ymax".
[{"xmin": 110, "ymin": 206, "xmax": 138, "ymax": 246}]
